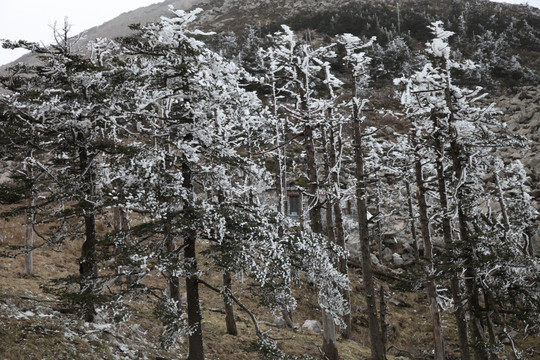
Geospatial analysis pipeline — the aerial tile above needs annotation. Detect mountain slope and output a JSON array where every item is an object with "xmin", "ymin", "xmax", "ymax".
[{"xmin": 0, "ymin": 0, "xmax": 204, "ymax": 69}]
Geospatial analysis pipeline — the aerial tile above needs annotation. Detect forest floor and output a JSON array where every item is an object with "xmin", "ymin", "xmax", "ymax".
[{"xmin": 0, "ymin": 214, "xmax": 538, "ymax": 359}]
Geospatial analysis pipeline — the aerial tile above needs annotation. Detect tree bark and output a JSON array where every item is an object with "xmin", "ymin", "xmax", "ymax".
[
  {"xmin": 375, "ymin": 179, "xmax": 384, "ymax": 264},
  {"xmin": 78, "ymin": 142, "xmax": 97, "ymax": 323},
  {"xmin": 443, "ymin": 74, "xmax": 488, "ymax": 359},
  {"xmin": 379, "ymin": 285, "xmax": 388, "ymax": 358},
  {"xmin": 451, "ymin": 147, "xmax": 489, "ymax": 360},
  {"xmin": 324, "ymin": 122, "xmax": 352, "ymax": 340},
  {"xmin": 165, "ymin": 220, "xmax": 181, "ymax": 305},
  {"xmin": 24, "ymin": 158, "xmax": 34, "ymax": 277},
  {"xmin": 426, "ymin": 280, "xmax": 445, "ymax": 360},
  {"xmin": 113, "ymin": 206, "xmax": 131, "ymax": 288},
  {"xmin": 353, "ymin": 105, "xmax": 385, "ymax": 360},
  {"xmin": 413, "ymin": 150, "xmax": 445, "ymax": 360},
  {"xmin": 223, "ymin": 271, "xmax": 238, "ymax": 336},
  {"xmin": 405, "ymin": 180, "xmax": 419, "ymax": 260},
  {"xmin": 305, "ymin": 121, "xmax": 339, "ymax": 359},
  {"xmin": 275, "ymin": 112, "xmax": 295, "ymax": 329},
  {"xmin": 433, "ymin": 141, "xmax": 470, "ymax": 360},
  {"xmin": 183, "ymin": 162, "xmax": 204, "ymax": 360},
  {"xmin": 304, "ymin": 123, "xmax": 323, "ymax": 234},
  {"xmin": 414, "ymin": 157, "xmax": 431, "ymax": 260},
  {"xmin": 322, "ymin": 310, "xmax": 340, "ymax": 360},
  {"xmin": 483, "ymin": 288, "xmax": 500, "ymax": 360}
]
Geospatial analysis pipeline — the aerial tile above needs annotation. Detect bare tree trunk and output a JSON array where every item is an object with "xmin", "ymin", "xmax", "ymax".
[
  {"xmin": 493, "ymin": 171, "xmax": 510, "ymax": 237},
  {"xmin": 405, "ymin": 180, "xmax": 419, "ymax": 260},
  {"xmin": 428, "ymin": 110, "xmax": 472, "ymax": 359},
  {"xmin": 183, "ymin": 161, "xmax": 204, "ymax": 360},
  {"xmin": 334, "ymin": 198, "xmax": 352, "ymax": 340},
  {"xmin": 165, "ymin": 220, "xmax": 181, "ymax": 305},
  {"xmin": 323, "ymin": 122, "xmax": 352, "ymax": 340},
  {"xmin": 434, "ymin": 146, "xmax": 470, "ymax": 360},
  {"xmin": 413, "ymin": 151, "xmax": 445, "ymax": 360},
  {"xmin": 379, "ymin": 285, "xmax": 388, "ymax": 358},
  {"xmin": 322, "ymin": 310, "xmax": 340, "ymax": 360},
  {"xmin": 414, "ymin": 157, "xmax": 430, "ymax": 258},
  {"xmin": 78, "ymin": 141, "xmax": 97, "ymax": 323},
  {"xmin": 353, "ymin": 105, "xmax": 385, "ymax": 360},
  {"xmin": 456, "ymin": 184, "xmax": 488, "ymax": 360},
  {"xmin": 24, "ymin": 158, "xmax": 34, "ymax": 277},
  {"xmin": 304, "ymin": 124, "xmax": 322, "ymax": 234},
  {"xmin": 275, "ymin": 111, "xmax": 295, "ymax": 330},
  {"xmin": 24, "ymin": 196, "xmax": 35, "ymax": 276},
  {"xmin": 426, "ymin": 281, "xmax": 445, "ymax": 360},
  {"xmin": 375, "ymin": 179, "xmax": 385, "ymax": 265},
  {"xmin": 465, "ymin": 263, "xmax": 489, "ymax": 360},
  {"xmin": 223, "ymin": 271, "xmax": 238, "ymax": 336},
  {"xmin": 304, "ymin": 119, "xmax": 339, "ymax": 360},
  {"xmin": 444, "ymin": 76, "xmax": 488, "ymax": 360},
  {"xmin": 524, "ymin": 227, "xmax": 535, "ymax": 256},
  {"xmin": 322, "ymin": 64, "xmax": 351, "ymax": 340},
  {"xmin": 113, "ymin": 206, "xmax": 131, "ymax": 288},
  {"xmin": 483, "ymin": 288, "xmax": 500, "ymax": 360}
]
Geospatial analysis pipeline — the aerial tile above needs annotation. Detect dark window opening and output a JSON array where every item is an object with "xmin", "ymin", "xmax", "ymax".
[
  {"xmin": 288, "ymin": 194, "xmax": 300, "ymax": 216},
  {"xmin": 343, "ymin": 200, "xmax": 352, "ymax": 215}
]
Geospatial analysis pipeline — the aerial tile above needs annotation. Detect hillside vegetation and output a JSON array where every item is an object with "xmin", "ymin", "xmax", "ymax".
[{"xmin": 0, "ymin": 1, "xmax": 539, "ymax": 360}]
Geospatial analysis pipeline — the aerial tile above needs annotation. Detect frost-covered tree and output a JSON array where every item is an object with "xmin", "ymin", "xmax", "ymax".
[
  {"xmin": 261, "ymin": 25, "xmax": 350, "ymax": 360},
  {"xmin": 0, "ymin": 77, "xmax": 39, "ymax": 277},
  {"xmin": 0, "ymin": 23, "xmax": 129, "ymax": 322},
  {"xmin": 339, "ymin": 32, "xmax": 388, "ymax": 360},
  {"xmin": 2, "ymin": 9, "xmax": 351, "ymax": 359},
  {"xmin": 111, "ymin": 9, "xmax": 349, "ymax": 359},
  {"xmin": 396, "ymin": 21, "xmax": 539, "ymax": 360},
  {"xmin": 112, "ymin": 8, "xmax": 275, "ymax": 357}
]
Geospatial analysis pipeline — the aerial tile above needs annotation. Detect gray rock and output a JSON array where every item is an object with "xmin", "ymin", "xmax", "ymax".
[
  {"xmin": 382, "ymin": 248, "xmax": 393, "ymax": 263},
  {"xmin": 392, "ymin": 253, "xmax": 404, "ymax": 266},
  {"xmin": 402, "ymin": 253, "xmax": 416, "ymax": 265},
  {"xmin": 302, "ymin": 319, "xmax": 322, "ymax": 333},
  {"xmin": 501, "ymin": 329, "xmax": 520, "ymax": 344},
  {"xmin": 347, "ymin": 238, "xmax": 361, "ymax": 253}
]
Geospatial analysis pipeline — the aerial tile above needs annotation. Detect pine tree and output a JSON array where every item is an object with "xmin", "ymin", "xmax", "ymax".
[
  {"xmin": 396, "ymin": 21, "xmax": 540, "ymax": 359},
  {"xmin": 112, "ymin": 9, "xmax": 349, "ymax": 358},
  {"xmin": 339, "ymin": 33, "xmax": 387, "ymax": 360},
  {"xmin": 261, "ymin": 25, "xmax": 351, "ymax": 360},
  {"xmin": 1, "ymin": 22, "xmax": 129, "ymax": 322}
]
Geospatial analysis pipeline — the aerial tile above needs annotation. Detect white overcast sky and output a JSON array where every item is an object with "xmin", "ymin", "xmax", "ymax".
[
  {"xmin": 0, "ymin": 0, "xmax": 165, "ymax": 66},
  {"xmin": 0, "ymin": 0, "xmax": 539, "ymax": 66}
]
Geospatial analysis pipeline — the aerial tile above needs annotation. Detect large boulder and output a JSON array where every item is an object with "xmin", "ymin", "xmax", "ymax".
[{"xmin": 302, "ymin": 320, "xmax": 322, "ymax": 333}]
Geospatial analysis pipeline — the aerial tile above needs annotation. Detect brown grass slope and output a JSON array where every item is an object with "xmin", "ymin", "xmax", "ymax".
[{"xmin": 1, "ymin": 213, "xmax": 539, "ymax": 359}]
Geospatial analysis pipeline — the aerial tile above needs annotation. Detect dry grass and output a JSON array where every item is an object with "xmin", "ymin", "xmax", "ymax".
[{"xmin": 1, "ymin": 209, "xmax": 538, "ymax": 359}]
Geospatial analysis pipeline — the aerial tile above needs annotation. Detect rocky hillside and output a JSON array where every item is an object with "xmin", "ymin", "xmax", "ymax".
[{"xmin": 497, "ymin": 86, "xmax": 540, "ymax": 195}]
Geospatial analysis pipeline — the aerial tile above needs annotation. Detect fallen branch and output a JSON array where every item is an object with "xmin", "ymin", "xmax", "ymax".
[
  {"xmin": 207, "ymin": 307, "xmax": 226, "ymax": 314},
  {"xmin": 198, "ymin": 278, "xmax": 263, "ymax": 339},
  {"xmin": 260, "ymin": 320, "xmax": 285, "ymax": 328},
  {"xmin": 349, "ymin": 259, "xmax": 402, "ymax": 281}
]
